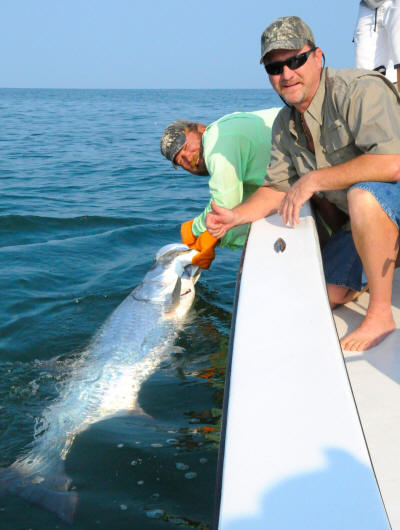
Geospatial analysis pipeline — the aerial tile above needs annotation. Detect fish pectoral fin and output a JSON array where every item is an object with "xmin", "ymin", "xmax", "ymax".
[
  {"xmin": 0, "ymin": 466, "xmax": 78, "ymax": 524},
  {"xmin": 42, "ymin": 469, "xmax": 73, "ymax": 491},
  {"xmin": 13, "ymin": 481, "xmax": 78, "ymax": 524},
  {"xmin": 167, "ymin": 276, "xmax": 181, "ymax": 313}
]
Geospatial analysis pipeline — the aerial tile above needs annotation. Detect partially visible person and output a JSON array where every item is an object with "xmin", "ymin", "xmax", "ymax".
[
  {"xmin": 206, "ymin": 16, "xmax": 400, "ymax": 352},
  {"xmin": 160, "ymin": 108, "xmax": 280, "ymax": 268},
  {"xmin": 354, "ymin": 0, "xmax": 400, "ymax": 87}
]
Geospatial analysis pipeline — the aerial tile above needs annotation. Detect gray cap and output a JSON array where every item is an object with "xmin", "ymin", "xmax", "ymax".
[
  {"xmin": 260, "ymin": 16, "xmax": 315, "ymax": 63},
  {"xmin": 160, "ymin": 120, "xmax": 192, "ymax": 168}
]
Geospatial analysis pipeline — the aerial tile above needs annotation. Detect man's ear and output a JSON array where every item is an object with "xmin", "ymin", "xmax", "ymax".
[
  {"xmin": 315, "ymin": 47, "xmax": 323, "ymax": 65},
  {"xmin": 197, "ymin": 124, "xmax": 206, "ymax": 134}
]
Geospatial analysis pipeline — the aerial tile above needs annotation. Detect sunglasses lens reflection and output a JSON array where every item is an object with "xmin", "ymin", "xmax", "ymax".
[{"xmin": 264, "ymin": 48, "xmax": 315, "ymax": 75}]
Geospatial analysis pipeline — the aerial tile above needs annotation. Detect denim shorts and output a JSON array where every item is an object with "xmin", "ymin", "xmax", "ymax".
[{"xmin": 322, "ymin": 180, "xmax": 400, "ymax": 292}]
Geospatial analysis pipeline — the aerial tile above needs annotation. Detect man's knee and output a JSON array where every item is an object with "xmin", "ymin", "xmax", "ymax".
[
  {"xmin": 327, "ymin": 283, "xmax": 355, "ymax": 308},
  {"xmin": 347, "ymin": 186, "xmax": 376, "ymax": 209},
  {"xmin": 347, "ymin": 187, "xmax": 383, "ymax": 226}
]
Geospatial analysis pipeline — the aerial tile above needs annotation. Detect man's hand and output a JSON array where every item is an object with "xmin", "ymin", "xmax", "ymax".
[
  {"xmin": 206, "ymin": 201, "xmax": 236, "ymax": 238},
  {"xmin": 181, "ymin": 219, "xmax": 197, "ymax": 246},
  {"xmin": 180, "ymin": 219, "xmax": 217, "ymax": 270},
  {"xmin": 279, "ymin": 172, "xmax": 316, "ymax": 226},
  {"xmin": 191, "ymin": 231, "xmax": 218, "ymax": 269}
]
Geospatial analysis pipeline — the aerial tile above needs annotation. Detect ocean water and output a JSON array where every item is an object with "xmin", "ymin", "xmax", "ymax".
[{"xmin": 0, "ymin": 88, "xmax": 281, "ymax": 529}]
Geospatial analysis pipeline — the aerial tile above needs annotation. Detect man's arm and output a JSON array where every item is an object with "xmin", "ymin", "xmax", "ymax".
[
  {"xmin": 206, "ymin": 186, "xmax": 285, "ymax": 239},
  {"xmin": 282, "ymin": 75, "xmax": 400, "ymax": 226},
  {"xmin": 280, "ymin": 153, "xmax": 400, "ymax": 226},
  {"xmin": 192, "ymin": 154, "xmax": 245, "ymax": 237}
]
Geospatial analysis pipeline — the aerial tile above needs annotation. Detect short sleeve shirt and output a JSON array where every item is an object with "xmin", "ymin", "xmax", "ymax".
[
  {"xmin": 263, "ymin": 67, "xmax": 400, "ymax": 214},
  {"xmin": 192, "ymin": 107, "xmax": 281, "ymax": 248}
]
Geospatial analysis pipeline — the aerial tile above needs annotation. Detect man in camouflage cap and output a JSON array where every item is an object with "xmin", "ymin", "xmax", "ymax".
[
  {"xmin": 160, "ymin": 107, "xmax": 281, "ymax": 268},
  {"xmin": 259, "ymin": 15, "xmax": 315, "ymax": 62},
  {"xmin": 160, "ymin": 120, "xmax": 208, "ymax": 174},
  {"xmin": 206, "ymin": 15, "xmax": 400, "ymax": 352}
]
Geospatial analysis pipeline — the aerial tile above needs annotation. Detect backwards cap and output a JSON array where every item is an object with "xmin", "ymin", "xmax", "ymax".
[{"xmin": 160, "ymin": 120, "xmax": 192, "ymax": 168}]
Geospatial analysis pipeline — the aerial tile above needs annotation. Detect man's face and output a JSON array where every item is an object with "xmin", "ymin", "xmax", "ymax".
[
  {"xmin": 266, "ymin": 45, "xmax": 322, "ymax": 110},
  {"xmin": 174, "ymin": 128, "xmax": 209, "ymax": 176}
]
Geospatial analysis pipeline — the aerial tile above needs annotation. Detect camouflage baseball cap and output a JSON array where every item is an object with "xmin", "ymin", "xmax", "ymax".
[
  {"xmin": 260, "ymin": 16, "xmax": 315, "ymax": 63},
  {"xmin": 160, "ymin": 120, "xmax": 192, "ymax": 168}
]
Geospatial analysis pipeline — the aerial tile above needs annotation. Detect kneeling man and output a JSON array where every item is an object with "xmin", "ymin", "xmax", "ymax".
[{"xmin": 206, "ymin": 16, "xmax": 400, "ymax": 351}]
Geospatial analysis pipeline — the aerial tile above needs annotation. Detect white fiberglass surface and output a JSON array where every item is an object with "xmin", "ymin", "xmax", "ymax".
[
  {"xmin": 334, "ymin": 273, "xmax": 400, "ymax": 529},
  {"xmin": 217, "ymin": 204, "xmax": 389, "ymax": 530}
]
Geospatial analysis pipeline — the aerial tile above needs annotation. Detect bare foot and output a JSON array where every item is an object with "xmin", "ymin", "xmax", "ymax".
[{"xmin": 340, "ymin": 312, "xmax": 395, "ymax": 351}]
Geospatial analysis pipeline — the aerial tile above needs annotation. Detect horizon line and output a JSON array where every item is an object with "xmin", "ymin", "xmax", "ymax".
[{"xmin": 0, "ymin": 86, "xmax": 273, "ymax": 91}]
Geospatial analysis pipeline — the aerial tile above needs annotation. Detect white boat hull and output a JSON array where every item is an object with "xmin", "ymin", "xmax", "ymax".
[{"xmin": 214, "ymin": 203, "xmax": 391, "ymax": 529}]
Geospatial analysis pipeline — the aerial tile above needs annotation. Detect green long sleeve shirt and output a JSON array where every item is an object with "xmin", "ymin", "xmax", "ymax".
[{"xmin": 192, "ymin": 107, "xmax": 281, "ymax": 249}]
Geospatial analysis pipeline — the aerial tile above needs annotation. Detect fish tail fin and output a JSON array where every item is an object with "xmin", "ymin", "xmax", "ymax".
[{"xmin": 0, "ymin": 467, "xmax": 78, "ymax": 524}]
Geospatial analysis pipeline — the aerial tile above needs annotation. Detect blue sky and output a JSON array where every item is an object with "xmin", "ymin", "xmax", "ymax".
[{"xmin": 0, "ymin": 1, "xmax": 360, "ymax": 89}]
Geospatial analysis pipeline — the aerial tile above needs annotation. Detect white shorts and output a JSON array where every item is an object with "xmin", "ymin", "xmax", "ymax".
[{"xmin": 354, "ymin": 0, "xmax": 400, "ymax": 82}]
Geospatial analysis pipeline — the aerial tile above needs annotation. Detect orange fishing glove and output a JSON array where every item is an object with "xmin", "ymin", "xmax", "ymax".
[
  {"xmin": 180, "ymin": 219, "xmax": 218, "ymax": 270},
  {"xmin": 180, "ymin": 219, "xmax": 197, "ymax": 247}
]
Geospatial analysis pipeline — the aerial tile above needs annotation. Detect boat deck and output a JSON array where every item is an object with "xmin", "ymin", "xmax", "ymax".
[{"xmin": 335, "ymin": 275, "xmax": 400, "ymax": 528}]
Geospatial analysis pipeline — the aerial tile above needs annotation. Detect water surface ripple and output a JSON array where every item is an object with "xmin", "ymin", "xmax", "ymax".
[{"xmin": 0, "ymin": 88, "xmax": 281, "ymax": 529}]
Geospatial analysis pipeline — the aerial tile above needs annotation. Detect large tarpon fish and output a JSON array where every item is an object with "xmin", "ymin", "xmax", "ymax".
[{"xmin": 0, "ymin": 243, "xmax": 200, "ymax": 522}]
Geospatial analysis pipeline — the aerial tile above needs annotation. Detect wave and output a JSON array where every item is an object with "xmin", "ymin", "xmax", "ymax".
[{"xmin": 0, "ymin": 214, "xmax": 171, "ymax": 249}]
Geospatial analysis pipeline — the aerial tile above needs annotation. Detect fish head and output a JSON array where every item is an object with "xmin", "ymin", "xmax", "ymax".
[{"xmin": 132, "ymin": 243, "xmax": 201, "ymax": 317}]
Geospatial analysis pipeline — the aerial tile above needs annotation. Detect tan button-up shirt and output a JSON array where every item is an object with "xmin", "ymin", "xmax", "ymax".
[{"xmin": 263, "ymin": 67, "xmax": 400, "ymax": 214}]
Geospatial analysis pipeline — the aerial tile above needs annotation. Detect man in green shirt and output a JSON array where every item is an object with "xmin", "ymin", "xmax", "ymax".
[{"xmin": 160, "ymin": 108, "xmax": 280, "ymax": 267}]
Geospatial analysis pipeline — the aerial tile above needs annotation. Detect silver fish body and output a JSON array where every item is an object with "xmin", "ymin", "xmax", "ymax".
[{"xmin": 0, "ymin": 243, "xmax": 200, "ymax": 522}]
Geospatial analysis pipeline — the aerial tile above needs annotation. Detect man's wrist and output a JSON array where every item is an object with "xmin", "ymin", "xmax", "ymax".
[
  {"xmin": 306, "ymin": 170, "xmax": 321, "ymax": 193},
  {"xmin": 231, "ymin": 206, "xmax": 243, "ymax": 227}
]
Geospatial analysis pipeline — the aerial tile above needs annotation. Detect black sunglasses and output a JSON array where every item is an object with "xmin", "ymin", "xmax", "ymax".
[{"xmin": 264, "ymin": 47, "xmax": 317, "ymax": 75}]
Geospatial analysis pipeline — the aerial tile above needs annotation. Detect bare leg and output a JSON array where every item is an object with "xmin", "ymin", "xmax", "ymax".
[
  {"xmin": 397, "ymin": 68, "xmax": 400, "ymax": 91},
  {"xmin": 340, "ymin": 188, "xmax": 398, "ymax": 351},
  {"xmin": 327, "ymin": 284, "xmax": 367, "ymax": 309}
]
